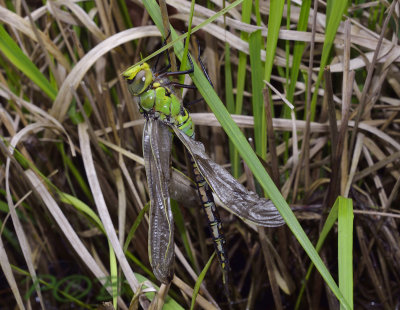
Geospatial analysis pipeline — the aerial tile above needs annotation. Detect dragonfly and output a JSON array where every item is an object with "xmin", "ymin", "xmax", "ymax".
[{"xmin": 123, "ymin": 44, "xmax": 285, "ymax": 294}]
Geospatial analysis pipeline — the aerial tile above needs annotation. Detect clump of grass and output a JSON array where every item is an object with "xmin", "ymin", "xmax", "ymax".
[{"xmin": 0, "ymin": 1, "xmax": 399, "ymax": 309}]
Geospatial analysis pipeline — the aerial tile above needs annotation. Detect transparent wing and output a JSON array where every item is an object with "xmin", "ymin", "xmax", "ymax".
[
  {"xmin": 143, "ymin": 119, "xmax": 174, "ymax": 283},
  {"xmin": 173, "ymin": 127, "xmax": 285, "ymax": 227}
]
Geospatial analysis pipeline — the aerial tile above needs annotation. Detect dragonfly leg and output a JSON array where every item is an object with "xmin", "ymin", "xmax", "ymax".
[
  {"xmin": 182, "ymin": 43, "xmax": 214, "ymax": 107},
  {"xmin": 168, "ymin": 81, "xmax": 197, "ymax": 89},
  {"xmin": 196, "ymin": 40, "xmax": 214, "ymax": 88},
  {"xmin": 162, "ymin": 42, "xmax": 213, "ymax": 83},
  {"xmin": 153, "ymin": 30, "xmax": 172, "ymax": 74},
  {"xmin": 157, "ymin": 52, "xmax": 194, "ymax": 79},
  {"xmin": 157, "ymin": 39, "xmax": 213, "ymax": 93},
  {"xmin": 183, "ymin": 97, "xmax": 203, "ymax": 108}
]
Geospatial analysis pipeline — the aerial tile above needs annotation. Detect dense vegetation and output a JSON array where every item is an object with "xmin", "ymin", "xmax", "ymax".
[{"xmin": 0, "ymin": 0, "xmax": 399, "ymax": 309}]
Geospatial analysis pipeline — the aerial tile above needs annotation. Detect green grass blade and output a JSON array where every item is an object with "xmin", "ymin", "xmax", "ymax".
[
  {"xmin": 235, "ymin": 0, "xmax": 251, "ymax": 117},
  {"xmin": 286, "ymin": 0, "xmax": 311, "ymax": 104},
  {"xmin": 124, "ymin": 202, "xmax": 150, "ymax": 252},
  {"xmin": 338, "ymin": 197, "xmax": 354, "ymax": 310},
  {"xmin": 249, "ymin": 30, "xmax": 266, "ymax": 159},
  {"xmin": 179, "ymin": 0, "xmax": 196, "ymax": 79},
  {"xmin": 109, "ymin": 241, "xmax": 118, "ymax": 309},
  {"xmin": 295, "ymin": 196, "xmax": 353, "ymax": 309},
  {"xmin": 125, "ymin": 251, "xmax": 155, "ymax": 281},
  {"xmin": 59, "ymin": 193, "xmax": 105, "ymax": 233},
  {"xmin": 264, "ymin": 0, "xmax": 285, "ymax": 83},
  {"xmin": 310, "ymin": 1, "xmax": 348, "ymax": 121},
  {"xmin": 190, "ymin": 252, "xmax": 215, "ymax": 310},
  {"xmin": 171, "ymin": 200, "xmax": 196, "ymax": 267},
  {"xmin": 295, "ymin": 196, "xmax": 339, "ymax": 309},
  {"xmin": 116, "ymin": 0, "xmax": 133, "ymax": 29},
  {"xmin": 231, "ymin": 0, "xmax": 252, "ymax": 178},
  {"xmin": 0, "ymin": 24, "xmax": 58, "ymax": 100},
  {"xmin": 224, "ymin": 43, "xmax": 240, "ymax": 177}
]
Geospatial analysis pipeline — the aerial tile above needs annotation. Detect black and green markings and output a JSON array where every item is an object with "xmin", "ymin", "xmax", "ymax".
[{"xmin": 190, "ymin": 155, "xmax": 229, "ymax": 278}]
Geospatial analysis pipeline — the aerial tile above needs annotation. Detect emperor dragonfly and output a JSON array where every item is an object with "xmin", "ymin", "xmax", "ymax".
[{"xmin": 123, "ymin": 49, "xmax": 285, "ymax": 291}]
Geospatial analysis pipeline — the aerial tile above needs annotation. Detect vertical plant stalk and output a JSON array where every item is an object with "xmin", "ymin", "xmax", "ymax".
[
  {"xmin": 264, "ymin": 88, "xmax": 279, "ymax": 186},
  {"xmin": 348, "ymin": 1, "xmax": 396, "ymax": 159},
  {"xmin": 293, "ymin": 0, "xmax": 319, "ymax": 200},
  {"xmin": 159, "ymin": 0, "xmax": 177, "ymax": 73},
  {"xmin": 21, "ymin": 0, "xmax": 61, "ymax": 87},
  {"xmin": 340, "ymin": 18, "xmax": 352, "ymax": 195},
  {"xmin": 258, "ymin": 227, "xmax": 283, "ymax": 310},
  {"xmin": 324, "ymin": 67, "xmax": 340, "ymax": 208}
]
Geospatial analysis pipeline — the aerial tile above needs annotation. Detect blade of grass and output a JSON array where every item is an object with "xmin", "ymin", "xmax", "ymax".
[
  {"xmin": 190, "ymin": 252, "xmax": 216, "ymax": 310},
  {"xmin": 283, "ymin": 0, "xmax": 312, "ymax": 174},
  {"xmin": 264, "ymin": 0, "xmax": 285, "ymax": 83},
  {"xmin": 186, "ymin": 37, "xmax": 352, "ymax": 310},
  {"xmin": 310, "ymin": 1, "xmax": 348, "ymax": 121},
  {"xmin": 295, "ymin": 196, "xmax": 354, "ymax": 309},
  {"xmin": 124, "ymin": 202, "xmax": 149, "ymax": 252},
  {"xmin": 249, "ymin": 30, "xmax": 266, "ymax": 159},
  {"xmin": 225, "ymin": 43, "xmax": 239, "ymax": 177},
  {"xmin": 295, "ymin": 195, "xmax": 339, "ymax": 309},
  {"xmin": 0, "ymin": 24, "xmax": 58, "ymax": 100},
  {"xmin": 232, "ymin": 0, "xmax": 252, "ymax": 179},
  {"xmin": 179, "ymin": 0, "xmax": 196, "ymax": 79},
  {"xmin": 171, "ymin": 200, "xmax": 196, "ymax": 268},
  {"xmin": 116, "ymin": 0, "xmax": 133, "ymax": 29},
  {"xmin": 286, "ymin": 0, "xmax": 311, "ymax": 104},
  {"xmin": 338, "ymin": 197, "xmax": 354, "ymax": 310},
  {"xmin": 125, "ymin": 251, "xmax": 156, "ymax": 282},
  {"xmin": 110, "ymin": 242, "xmax": 118, "ymax": 309}
]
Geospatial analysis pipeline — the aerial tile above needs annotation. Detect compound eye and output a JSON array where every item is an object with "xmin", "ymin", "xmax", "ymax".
[
  {"xmin": 128, "ymin": 70, "xmax": 147, "ymax": 95},
  {"xmin": 136, "ymin": 70, "xmax": 147, "ymax": 84}
]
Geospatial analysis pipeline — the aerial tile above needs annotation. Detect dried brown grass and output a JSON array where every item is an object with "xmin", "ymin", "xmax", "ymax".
[{"xmin": 0, "ymin": 0, "xmax": 399, "ymax": 309}]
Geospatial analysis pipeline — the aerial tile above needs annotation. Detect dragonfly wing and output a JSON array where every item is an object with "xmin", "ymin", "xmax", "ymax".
[
  {"xmin": 143, "ymin": 119, "xmax": 174, "ymax": 283},
  {"xmin": 173, "ymin": 127, "xmax": 285, "ymax": 227}
]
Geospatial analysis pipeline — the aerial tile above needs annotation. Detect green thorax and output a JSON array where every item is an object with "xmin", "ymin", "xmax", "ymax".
[{"xmin": 123, "ymin": 63, "xmax": 194, "ymax": 138}]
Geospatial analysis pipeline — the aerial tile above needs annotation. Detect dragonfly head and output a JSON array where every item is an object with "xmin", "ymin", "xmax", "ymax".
[{"xmin": 123, "ymin": 63, "xmax": 153, "ymax": 95}]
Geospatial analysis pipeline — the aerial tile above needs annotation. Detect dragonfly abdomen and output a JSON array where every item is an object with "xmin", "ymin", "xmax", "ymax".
[{"xmin": 190, "ymin": 155, "xmax": 230, "ymax": 276}]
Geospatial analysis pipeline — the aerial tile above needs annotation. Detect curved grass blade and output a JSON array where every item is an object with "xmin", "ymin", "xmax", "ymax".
[
  {"xmin": 143, "ymin": 119, "xmax": 175, "ymax": 283},
  {"xmin": 0, "ymin": 24, "xmax": 57, "ymax": 100},
  {"xmin": 190, "ymin": 252, "xmax": 216, "ymax": 310}
]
